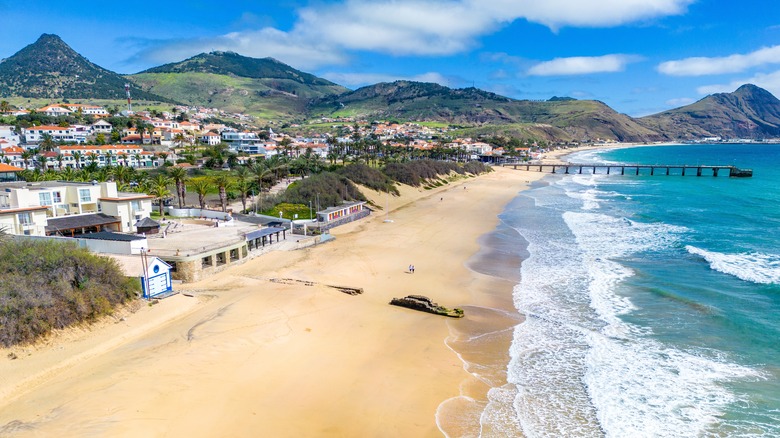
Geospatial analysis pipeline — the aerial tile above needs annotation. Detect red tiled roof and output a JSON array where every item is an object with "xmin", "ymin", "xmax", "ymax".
[{"xmin": 0, "ymin": 163, "xmax": 24, "ymax": 172}]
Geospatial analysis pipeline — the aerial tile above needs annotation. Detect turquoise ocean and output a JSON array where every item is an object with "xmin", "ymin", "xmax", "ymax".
[{"xmin": 483, "ymin": 144, "xmax": 780, "ymax": 437}]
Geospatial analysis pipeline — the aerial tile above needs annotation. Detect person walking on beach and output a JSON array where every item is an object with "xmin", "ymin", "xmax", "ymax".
[
  {"xmin": 411, "ymin": 265, "xmax": 415, "ymax": 274},
  {"xmin": 409, "ymin": 264, "xmax": 413, "ymax": 274}
]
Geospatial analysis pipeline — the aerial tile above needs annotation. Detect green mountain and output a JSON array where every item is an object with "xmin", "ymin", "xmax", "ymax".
[
  {"xmin": 639, "ymin": 84, "xmax": 780, "ymax": 139},
  {"xmin": 310, "ymin": 81, "xmax": 662, "ymax": 142},
  {"xmin": 0, "ymin": 34, "xmax": 168, "ymax": 102},
  {"xmin": 128, "ymin": 52, "xmax": 348, "ymax": 120}
]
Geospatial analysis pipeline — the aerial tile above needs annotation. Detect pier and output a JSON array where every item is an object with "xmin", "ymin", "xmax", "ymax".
[{"xmin": 504, "ymin": 163, "xmax": 753, "ymax": 178}]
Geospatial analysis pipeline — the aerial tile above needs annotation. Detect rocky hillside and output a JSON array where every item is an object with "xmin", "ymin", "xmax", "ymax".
[
  {"xmin": 640, "ymin": 84, "xmax": 780, "ymax": 139},
  {"xmin": 0, "ymin": 34, "xmax": 167, "ymax": 101},
  {"xmin": 311, "ymin": 81, "xmax": 662, "ymax": 142}
]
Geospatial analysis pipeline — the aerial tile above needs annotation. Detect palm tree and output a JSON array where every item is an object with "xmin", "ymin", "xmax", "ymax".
[
  {"xmin": 0, "ymin": 100, "xmax": 10, "ymax": 114},
  {"xmin": 251, "ymin": 160, "xmax": 274, "ymax": 191},
  {"xmin": 133, "ymin": 153, "xmax": 143, "ymax": 168},
  {"xmin": 35, "ymin": 153, "xmax": 47, "ymax": 171},
  {"xmin": 278, "ymin": 137, "xmax": 292, "ymax": 159},
  {"xmin": 72, "ymin": 151, "xmax": 83, "ymax": 170},
  {"xmin": 158, "ymin": 152, "xmax": 169, "ymax": 166},
  {"xmin": 136, "ymin": 124, "xmax": 146, "ymax": 145},
  {"xmin": 167, "ymin": 166, "xmax": 188, "ymax": 208},
  {"xmin": 211, "ymin": 174, "xmax": 232, "ymax": 213},
  {"xmin": 21, "ymin": 150, "xmax": 32, "ymax": 170},
  {"xmin": 147, "ymin": 174, "xmax": 173, "ymax": 217},
  {"xmin": 233, "ymin": 167, "xmax": 252, "ymax": 213},
  {"xmin": 190, "ymin": 177, "xmax": 211, "ymax": 210},
  {"xmin": 59, "ymin": 167, "xmax": 77, "ymax": 181},
  {"xmin": 55, "ymin": 153, "xmax": 64, "ymax": 170},
  {"xmin": 104, "ymin": 150, "xmax": 115, "ymax": 169},
  {"xmin": 173, "ymin": 132, "xmax": 187, "ymax": 150},
  {"xmin": 39, "ymin": 134, "xmax": 55, "ymax": 152}
]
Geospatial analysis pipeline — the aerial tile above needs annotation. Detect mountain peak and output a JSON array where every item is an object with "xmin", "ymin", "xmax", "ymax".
[
  {"xmin": 640, "ymin": 83, "xmax": 780, "ymax": 139},
  {"xmin": 36, "ymin": 33, "xmax": 65, "ymax": 43},
  {"xmin": 732, "ymin": 83, "xmax": 775, "ymax": 100},
  {"xmin": 137, "ymin": 51, "xmax": 340, "ymax": 86},
  {"xmin": 0, "ymin": 34, "xmax": 169, "ymax": 101}
]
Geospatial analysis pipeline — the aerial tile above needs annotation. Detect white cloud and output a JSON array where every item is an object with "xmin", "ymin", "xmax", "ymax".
[
  {"xmin": 527, "ymin": 54, "xmax": 640, "ymax": 76},
  {"xmin": 475, "ymin": 0, "xmax": 693, "ymax": 31},
  {"xmin": 134, "ymin": 29, "xmax": 348, "ymax": 71},
  {"xmin": 321, "ymin": 71, "xmax": 452, "ymax": 88},
  {"xmin": 696, "ymin": 70, "xmax": 780, "ymax": 97},
  {"xmin": 658, "ymin": 45, "xmax": 780, "ymax": 76},
  {"xmin": 136, "ymin": 0, "xmax": 692, "ymax": 69}
]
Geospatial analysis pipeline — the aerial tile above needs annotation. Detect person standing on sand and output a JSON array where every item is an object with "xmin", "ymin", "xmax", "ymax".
[{"xmin": 409, "ymin": 264, "xmax": 413, "ymax": 274}]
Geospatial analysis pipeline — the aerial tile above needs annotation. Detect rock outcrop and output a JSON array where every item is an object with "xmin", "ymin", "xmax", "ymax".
[{"xmin": 389, "ymin": 295, "xmax": 464, "ymax": 318}]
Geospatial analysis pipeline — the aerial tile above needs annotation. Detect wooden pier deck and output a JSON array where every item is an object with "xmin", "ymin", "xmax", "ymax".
[{"xmin": 503, "ymin": 163, "xmax": 753, "ymax": 177}]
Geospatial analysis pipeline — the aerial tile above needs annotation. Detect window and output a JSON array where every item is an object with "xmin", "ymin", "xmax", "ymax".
[
  {"xmin": 52, "ymin": 191, "xmax": 62, "ymax": 203},
  {"xmin": 79, "ymin": 189, "xmax": 91, "ymax": 202},
  {"xmin": 38, "ymin": 192, "xmax": 52, "ymax": 206},
  {"xmin": 17, "ymin": 212, "xmax": 32, "ymax": 225},
  {"xmin": 131, "ymin": 200, "xmax": 141, "ymax": 212}
]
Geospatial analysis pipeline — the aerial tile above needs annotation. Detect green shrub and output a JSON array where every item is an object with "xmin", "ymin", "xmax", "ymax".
[
  {"xmin": 337, "ymin": 164, "xmax": 399, "ymax": 195},
  {"xmin": 0, "ymin": 239, "xmax": 140, "ymax": 347},
  {"xmin": 283, "ymin": 172, "xmax": 366, "ymax": 209}
]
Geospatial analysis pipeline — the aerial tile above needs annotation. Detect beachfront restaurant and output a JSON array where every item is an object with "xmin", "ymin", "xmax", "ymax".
[
  {"xmin": 316, "ymin": 201, "xmax": 367, "ymax": 223},
  {"xmin": 245, "ymin": 226, "xmax": 287, "ymax": 251}
]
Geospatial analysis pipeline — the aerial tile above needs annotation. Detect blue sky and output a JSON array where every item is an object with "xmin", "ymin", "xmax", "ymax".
[{"xmin": 2, "ymin": 0, "xmax": 780, "ymax": 116}]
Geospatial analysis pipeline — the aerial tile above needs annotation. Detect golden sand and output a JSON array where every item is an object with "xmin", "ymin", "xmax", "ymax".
[{"xmin": 0, "ymin": 166, "xmax": 545, "ymax": 437}]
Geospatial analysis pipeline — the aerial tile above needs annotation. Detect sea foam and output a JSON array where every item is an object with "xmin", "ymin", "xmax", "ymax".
[
  {"xmin": 686, "ymin": 246, "xmax": 780, "ymax": 285},
  {"xmin": 507, "ymin": 179, "xmax": 762, "ymax": 437}
]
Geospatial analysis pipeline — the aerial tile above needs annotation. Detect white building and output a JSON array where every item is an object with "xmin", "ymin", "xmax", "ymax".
[
  {"xmin": 23, "ymin": 125, "xmax": 90, "ymax": 144},
  {"xmin": 61, "ymin": 104, "xmax": 110, "ymax": 116},
  {"xmin": 0, "ymin": 181, "xmax": 153, "ymax": 236},
  {"xmin": 37, "ymin": 105, "xmax": 73, "ymax": 117},
  {"xmin": 0, "ymin": 126, "xmax": 20, "ymax": 146},
  {"xmin": 91, "ymin": 119, "xmax": 113, "ymax": 134},
  {"xmin": 222, "ymin": 130, "xmax": 262, "ymax": 152},
  {"xmin": 198, "ymin": 132, "xmax": 222, "ymax": 146}
]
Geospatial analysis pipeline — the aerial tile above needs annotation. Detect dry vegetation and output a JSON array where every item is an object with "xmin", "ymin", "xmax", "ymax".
[{"xmin": 0, "ymin": 239, "xmax": 140, "ymax": 347}]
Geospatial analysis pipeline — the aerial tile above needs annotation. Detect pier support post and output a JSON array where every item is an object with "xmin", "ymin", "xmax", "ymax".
[
  {"xmin": 607, "ymin": 167, "xmax": 610, "ymax": 175},
  {"xmin": 697, "ymin": 167, "xmax": 702, "ymax": 177},
  {"xmin": 651, "ymin": 167, "xmax": 655, "ymax": 176},
  {"xmin": 621, "ymin": 167, "xmax": 625, "ymax": 175},
  {"xmin": 682, "ymin": 167, "xmax": 685, "ymax": 176},
  {"xmin": 713, "ymin": 168, "xmax": 719, "ymax": 177},
  {"xmin": 666, "ymin": 167, "xmax": 670, "ymax": 176},
  {"xmin": 636, "ymin": 167, "xmax": 640, "ymax": 175}
]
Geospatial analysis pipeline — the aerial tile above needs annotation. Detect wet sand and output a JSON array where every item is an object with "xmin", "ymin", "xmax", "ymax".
[{"xmin": 0, "ymin": 166, "xmax": 544, "ymax": 437}]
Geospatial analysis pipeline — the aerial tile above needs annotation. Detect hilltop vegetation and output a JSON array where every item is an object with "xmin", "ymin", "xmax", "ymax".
[
  {"xmin": 0, "ymin": 34, "xmax": 169, "ymax": 102},
  {"xmin": 129, "ymin": 52, "xmax": 347, "ymax": 121},
  {"xmin": 0, "ymin": 239, "xmax": 139, "ymax": 347}
]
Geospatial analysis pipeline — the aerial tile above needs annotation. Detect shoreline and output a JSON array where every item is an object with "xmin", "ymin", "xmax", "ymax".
[{"xmin": 0, "ymin": 166, "xmax": 545, "ymax": 437}]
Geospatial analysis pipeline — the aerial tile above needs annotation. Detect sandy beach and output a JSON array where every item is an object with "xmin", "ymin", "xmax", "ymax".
[{"xmin": 0, "ymin": 165, "xmax": 545, "ymax": 437}]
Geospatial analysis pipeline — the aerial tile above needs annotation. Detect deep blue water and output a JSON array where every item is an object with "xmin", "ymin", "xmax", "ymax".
[{"xmin": 491, "ymin": 144, "xmax": 780, "ymax": 437}]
